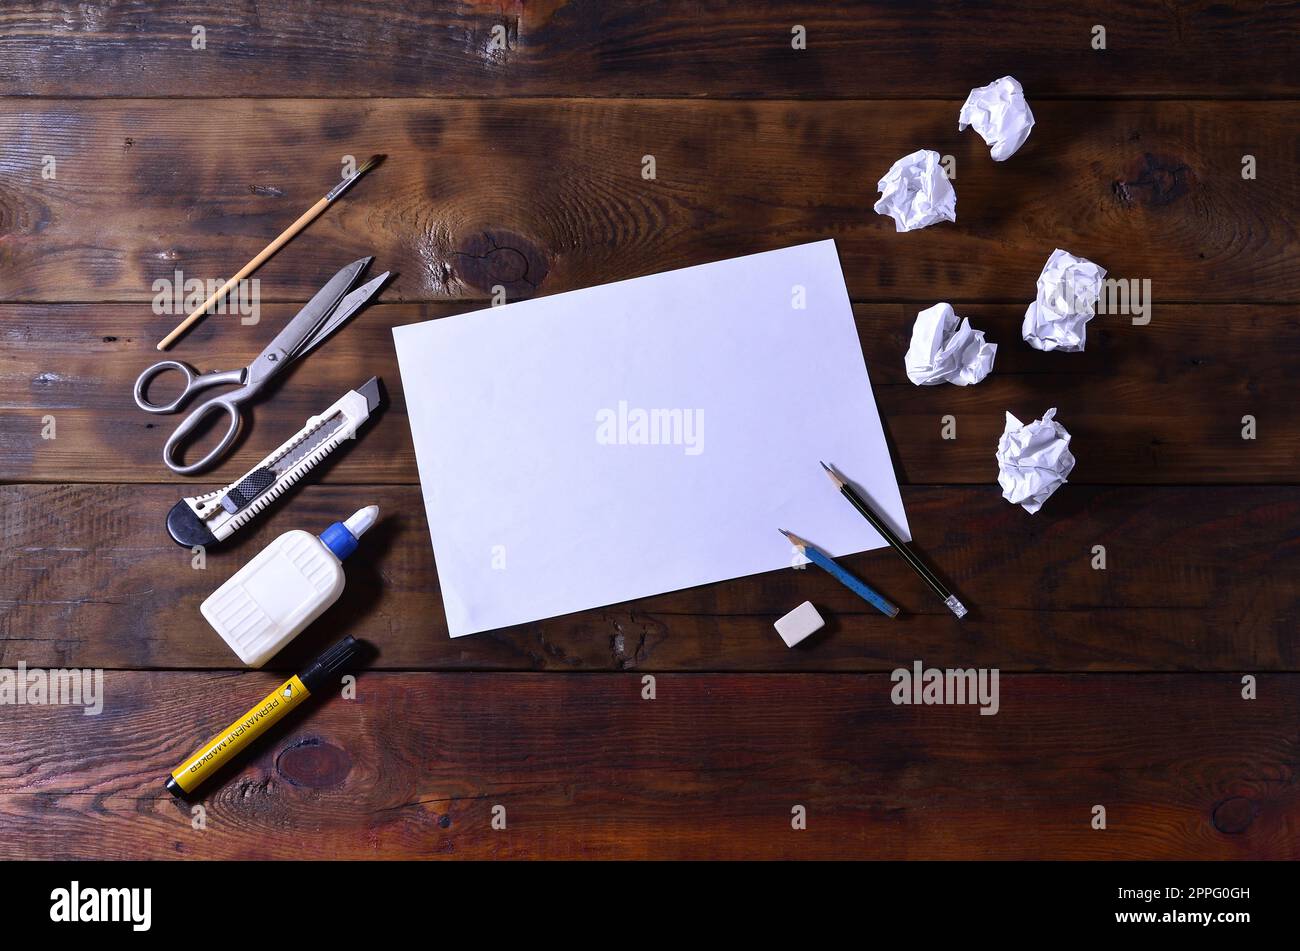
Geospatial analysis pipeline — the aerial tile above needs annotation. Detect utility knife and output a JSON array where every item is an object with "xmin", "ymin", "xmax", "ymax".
[{"xmin": 165, "ymin": 377, "xmax": 381, "ymax": 547}]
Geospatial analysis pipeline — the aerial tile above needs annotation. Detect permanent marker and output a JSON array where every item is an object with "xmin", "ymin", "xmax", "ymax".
[{"xmin": 165, "ymin": 636, "xmax": 361, "ymax": 797}]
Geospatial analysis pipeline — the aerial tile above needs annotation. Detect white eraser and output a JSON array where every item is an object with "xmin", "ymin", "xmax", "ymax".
[{"xmin": 774, "ymin": 601, "xmax": 825, "ymax": 648}]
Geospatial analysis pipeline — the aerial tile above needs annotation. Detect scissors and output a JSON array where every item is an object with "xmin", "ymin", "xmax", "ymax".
[{"xmin": 134, "ymin": 258, "xmax": 389, "ymax": 475}]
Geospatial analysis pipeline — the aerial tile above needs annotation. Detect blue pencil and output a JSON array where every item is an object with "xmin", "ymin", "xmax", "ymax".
[{"xmin": 779, "ymin": 529, "xmax": 899, "ymax": 618}]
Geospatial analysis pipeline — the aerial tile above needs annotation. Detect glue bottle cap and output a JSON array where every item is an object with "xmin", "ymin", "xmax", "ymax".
[{"xmin": 320, "ymin": 505, "xmax": 379, "ymax": 561}]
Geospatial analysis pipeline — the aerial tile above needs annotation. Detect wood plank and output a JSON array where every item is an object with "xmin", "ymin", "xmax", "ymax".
[
  {"xmin": 0, "ymin": 672, "xmax": 1292, "ymax": 859},
  {"xmin": 2, "ymin": 302, "xmax": 1295, "ymax": 486},
  {"xmin": 2, "ymin": 2, "xmax": 1297, "ymax": 99},
  {"xmin": 3, "ymin": 483, "xmax": 1296, "ymax": 672},
  {"xmin": 1, "ymin": 99, "xmax": 1295, "ymax": 304}
]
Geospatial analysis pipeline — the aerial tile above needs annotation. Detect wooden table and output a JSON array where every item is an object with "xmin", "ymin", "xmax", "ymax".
[{"xmin": 1, "ymin": 2, "xmax": 1296, "ymax": 860}]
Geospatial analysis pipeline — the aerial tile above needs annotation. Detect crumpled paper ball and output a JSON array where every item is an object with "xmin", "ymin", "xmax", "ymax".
[
  {"xmin": 904, "ymin": 302, "xmax": 997, "ymax": 386},
  {"xmin": 1022, "ymin": 249, "xmax": 1107, "ymax": 352},
  {"xmin": 996, "ymin": 408, "xmax": 1075, "ymax": 513},
  {"xmin": 958, "ymin": 76, "xmax": 1035, "ymax": 161},
  {"xmin": 873, "ymin": 149, "xmax": 957, "ymax": 232}
]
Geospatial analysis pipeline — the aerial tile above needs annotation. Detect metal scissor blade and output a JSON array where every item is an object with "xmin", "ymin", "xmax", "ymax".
[
  {"xmin": 294, "ymin": 271, "xmax": 389, "ymax": 361},
  {"xmin": 259, "ymin": 258, "xmax": 372, "ymax": 367}
]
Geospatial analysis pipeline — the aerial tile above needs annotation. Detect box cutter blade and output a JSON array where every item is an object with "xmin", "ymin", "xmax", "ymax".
[{"xmin": 166, "ymin": 377, "xmax": 381, "ymax": 547}]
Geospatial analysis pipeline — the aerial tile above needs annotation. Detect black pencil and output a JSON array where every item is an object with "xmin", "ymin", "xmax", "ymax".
[{"xmin": 820, "ymin": 461, "xmax": 968, "ymax": 619}]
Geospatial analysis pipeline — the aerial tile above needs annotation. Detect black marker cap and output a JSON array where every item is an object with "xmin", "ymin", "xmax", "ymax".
[
  {"xmin": 298, "ymin": 636, "xmax": 361, "ymax": 693},
  {"xmin": 165, "ymin": 776, "xmax": 184, "ymax": 799}
]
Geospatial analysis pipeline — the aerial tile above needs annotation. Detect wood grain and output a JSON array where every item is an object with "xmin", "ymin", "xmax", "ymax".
[
  {"xmin": 2, "ymin": 301, "xmax": 1296, "ymax": 486},
  {"xmin": 1, "ymin": 99, "xmax": 1295, "ymax": 304},
  {"xmin": 0, "ymin": 671, "xmax": 1292, "ymax": 860},
  {"xmin": 1, "ymin": 1, "xmax": 1296, "ymax": 99},
  {"xmin": 1, "ymin": 2, "xmax": 1296, "ymax": 865},
  {"xmin": 3, "ymin": 482, "xmax": 1296, "ymax": 672}
]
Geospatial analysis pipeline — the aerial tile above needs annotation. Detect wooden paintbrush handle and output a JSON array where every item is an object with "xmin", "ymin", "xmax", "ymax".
[{"xmin": 155, "ymin": 195, "xmax": 331, "ymax": 350}]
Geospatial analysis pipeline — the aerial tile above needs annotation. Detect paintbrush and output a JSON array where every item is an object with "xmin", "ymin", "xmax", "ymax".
[
  {"xmin": 156, "ymin": 155, "xmax": 385, "ymax": 350},
  {"xmin": 820, "ymin": 461, "xmax": 967, "ymax": 618},
  {"xmin": 779, "ymin": 528, "xmax": 899, "ymax": 618}
]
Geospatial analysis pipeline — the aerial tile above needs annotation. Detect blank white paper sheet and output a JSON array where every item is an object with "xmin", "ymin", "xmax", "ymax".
[{"xmin": 393, "ymin": 239, "xmax": 909, "ymax": 637}]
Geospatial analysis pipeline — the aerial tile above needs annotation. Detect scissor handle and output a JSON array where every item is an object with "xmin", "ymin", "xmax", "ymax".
[
  {"xmin": 162, "ymin": 396, "xmax": 243, "ymax": 475},
  {"xmin": 134, "ymin": 361, "xmax": 246, "ymax": 414}
]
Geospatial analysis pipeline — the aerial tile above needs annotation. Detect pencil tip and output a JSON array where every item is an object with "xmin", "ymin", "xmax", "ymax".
[
  {"xmin": 779, "ymin": 528, "xmax": 809, "ymax": 548},
  {"xmin": 819, "ymin": 461, "xmax": 844, "ymax": 487}
]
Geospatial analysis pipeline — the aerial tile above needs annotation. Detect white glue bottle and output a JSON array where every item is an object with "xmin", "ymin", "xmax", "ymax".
[{"xmin": 201, "ymin": 505, "xmax": 379, "ymax": 667}]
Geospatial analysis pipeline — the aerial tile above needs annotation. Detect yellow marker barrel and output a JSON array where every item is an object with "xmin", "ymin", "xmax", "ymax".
[
  {"xmin": 166, "ymin": 675, "xmax": 310, "ymax": 796},
  {"xmin": 164, "ymin": 635, "xmax": 360, "ymax": 797}
]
